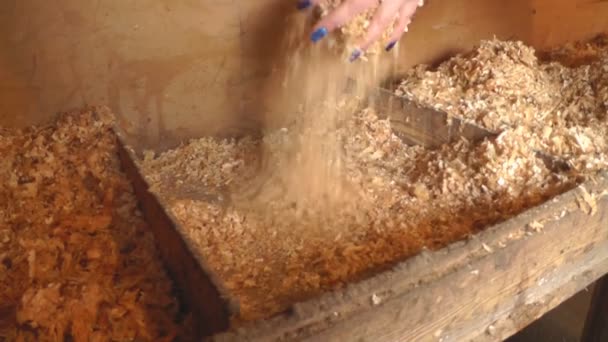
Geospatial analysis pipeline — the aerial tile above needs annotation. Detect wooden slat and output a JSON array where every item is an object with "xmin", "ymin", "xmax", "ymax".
[
  {"xmin": 115, "ymin": 137, "xmax": 233, "ymax": 340},
  {"xmin": 369, "ymin": 88, "xmax": 496, "ymax": 148}
]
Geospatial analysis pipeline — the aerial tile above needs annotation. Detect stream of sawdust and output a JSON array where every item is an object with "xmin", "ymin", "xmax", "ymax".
[{"xmin": 233, "ymin": 11, "xmax": 394, "ymax": 214}]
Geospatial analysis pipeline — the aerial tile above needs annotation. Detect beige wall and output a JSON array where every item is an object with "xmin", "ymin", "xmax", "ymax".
[{"xmin": 0, "ymin": 0, "xmax": 607, "ymax": 148}]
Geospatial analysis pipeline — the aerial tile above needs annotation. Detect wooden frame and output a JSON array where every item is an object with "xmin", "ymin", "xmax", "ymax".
[{"xmin": 113, "ymin": 111, "xmax": 608, "ymax": 342}]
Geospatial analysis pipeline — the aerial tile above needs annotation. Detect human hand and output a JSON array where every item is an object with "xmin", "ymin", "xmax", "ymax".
[{"xmin": 297, "ymin": 0, "xmax": 424, "ymax": 61}]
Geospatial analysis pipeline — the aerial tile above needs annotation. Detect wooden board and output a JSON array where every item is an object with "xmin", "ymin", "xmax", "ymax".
[
  {"xmin": 116, "ymin": 138, "xmax": 233, "ymax": 339},
  {"xmin": 369, "ymin": 88, "xmax": 495, "ymax": 148}
]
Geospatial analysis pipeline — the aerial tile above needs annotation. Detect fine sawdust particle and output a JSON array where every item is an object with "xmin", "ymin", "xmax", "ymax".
[
  {"xmin": 0, "ymin": 108, "xmax": 192, "ymax": 341},
  {"xmin": 481, "ymin": 243, "xmax": 494, "ymax": 253},
  {"xmin": 528, "ymin": 221, "xmax": 545, "ymax": 232},
  {"xmin": 577, "ymin": 186, "xmax": 598, "ymax": 216}
]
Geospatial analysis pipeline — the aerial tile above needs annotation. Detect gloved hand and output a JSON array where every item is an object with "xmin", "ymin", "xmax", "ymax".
[{"xmin": 298, "ymin": 0, "xmax": 424, "ymax": 60}]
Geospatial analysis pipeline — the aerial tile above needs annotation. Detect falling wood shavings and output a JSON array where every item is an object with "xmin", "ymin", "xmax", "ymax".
[{"xmin": 487, "ymin": 325, "xmax": 497, "ymax": 336}]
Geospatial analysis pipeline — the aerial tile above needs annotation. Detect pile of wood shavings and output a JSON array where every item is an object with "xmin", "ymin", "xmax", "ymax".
[
  {"xmin": 0, "ymin": 109, "xmax": 192, "ymax": 341},
  {"xmin": 140, "ymin": 104, "xmax": 574, "ymax": 322},
  {"xmin": 396, "ymin": 37, "xmax": 608, "ymax": 173}
]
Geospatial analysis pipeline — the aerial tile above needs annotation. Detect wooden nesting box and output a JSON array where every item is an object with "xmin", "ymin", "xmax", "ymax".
[
  {"xmin": 113, "ymin": 97, "xmax": 608, "ymax": 341},
  {"xmin": 1, "ymin": 1, "xmax": 608, "ymax": 341}
]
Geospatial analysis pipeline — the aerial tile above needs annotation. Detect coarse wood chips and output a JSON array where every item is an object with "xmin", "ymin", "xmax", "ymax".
[{"xmin": 0, "ymin": 109, "xmax": 192, "ymax": 341}]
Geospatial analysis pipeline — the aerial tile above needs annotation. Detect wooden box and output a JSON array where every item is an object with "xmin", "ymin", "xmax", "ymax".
[
  {"xmin": 113, "ymin": 95, "xmax": 608, "ymax": 341},
  {"xmin": 1, "ymin": 1, "xmax": 607, "ymax": 341}
]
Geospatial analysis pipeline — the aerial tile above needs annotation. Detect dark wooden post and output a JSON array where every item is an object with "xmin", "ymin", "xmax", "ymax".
[{"xmin": 582, "ymin": 274, "xmax": 608, "ymax": 342}]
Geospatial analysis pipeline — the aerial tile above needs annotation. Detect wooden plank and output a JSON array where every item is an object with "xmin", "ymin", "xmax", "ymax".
[
  {"xmin": 212, "ymin": 175, "xmax": 608, "ymax": 341},
  {"xmin": 110, "ymin": 101, "xmax": 608, "ymax": 342},
  {"xmin": 115, "ymin": 136, "xmax": 233, "ymax": 340},
  {"xmin": 582, "ymin": 274, "xmax": 608, "ymax": 342},
  {"xmin": 369, "ymin": 88, "xmax": 496, "ymax": 148}
]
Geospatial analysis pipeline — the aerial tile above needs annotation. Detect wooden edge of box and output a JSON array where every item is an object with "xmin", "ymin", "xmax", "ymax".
[
  {"xmin": 211, "ymin": 173, "xmax": 608, "ymax": 341},
  {"xmin": 369, "ymin": 88, "xmax": 497, "ymax": 148},
  {"xmin": 112, "ymin": 129, "xmax": 235, "ymax": 339}
]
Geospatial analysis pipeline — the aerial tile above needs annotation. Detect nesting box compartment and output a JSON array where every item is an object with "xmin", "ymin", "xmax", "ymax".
[
  {"xmin": 2, "ymin": 1, "xmax": 608, "ymax": 341},
  {"xmin": 113, "ymin": 81, "xmax": 608, "ymax": 341}
]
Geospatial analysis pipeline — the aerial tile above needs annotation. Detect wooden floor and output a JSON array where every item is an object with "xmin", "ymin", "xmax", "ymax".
[{"xmin": 507, "ymin": 284, "xmax": 595, "ymax": 342}]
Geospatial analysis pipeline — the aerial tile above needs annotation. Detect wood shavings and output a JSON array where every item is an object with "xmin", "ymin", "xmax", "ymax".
[
  {"xmin": 318, "ymin": 0, "xmax": 423, "ymax": 58},
  {"xmin": 0, "ymin": 108, "xmax": 192, "ymax": 341},
  {"xmin": 528, "ymin": 221, "xmax": 545, "ymax": 232},
  {"xmin": 577, "ymin": 186, "xmax": 598, "ymax": 215},
  {"xmin": 396, "ymin": 35, "xmax": 608, "ymax": 174},
  {"xmin": 487, "ymin": 324, "xmax": 497, "ymax": 336},
  {"xmin": 141, "ymin": 104, "xmax": 575, "ymax": 323},
  {"xmin": 481, "ymin": 243, "xmax": 493, "ymax": 253},
  {"xmin": 128, "ymin": 36, "xmax": 608, "ymax": 327},
  {"xmin": 371, "ymin": 293, "xmax": 382, "ymax": 305}
]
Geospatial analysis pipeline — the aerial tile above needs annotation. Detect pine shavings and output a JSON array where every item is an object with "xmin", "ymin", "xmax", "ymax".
[
  {"xmin": 134, "ymin": 36, "xmax": 608, "ymax": 325},
  {"xmin": 481, "ymin": 243, "xmax": 494, "ymax": 253},
  {"xmin": 0, "ymin": 108, "xmax": 193, "ymax": 341},
  {"xmin": 140, "ymin": 105, "xmax": 574, "ymax": 322},
  {"xmin": 396, "ymin": 36, "xmax": 608, "ymax": 174},
  {"xmin": 528, "ymin": 221, "xmax": 545, "ymax": 232},
  {"xmin": 577, "ymin": 186, "xmax": 598, "ymax": 216}
]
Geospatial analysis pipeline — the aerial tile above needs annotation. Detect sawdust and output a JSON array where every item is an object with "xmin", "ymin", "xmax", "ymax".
[
  {"xmin": 253, "ymin": 15, "xmax": 386, "ymax": 216},
  {"xmin": 0, "ymin": 109, "xmax": 192, "ymax": 341},
  {"xmin": 138, "ymin": 36, "xmax": 608, "ymax": 324},
  {"xmin": 141, "ymin": 105, "xmax": 575, "ymax": 323},
  {"xmin": 396, "ymin": 35, "xmax": 608, "ymax": 173},
  {"xmin": 577, "ymin": 186, "xmax": 598, "ymax": 216}
]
